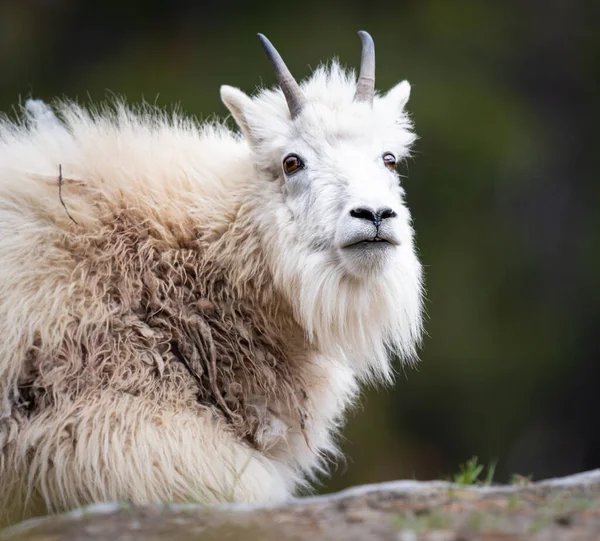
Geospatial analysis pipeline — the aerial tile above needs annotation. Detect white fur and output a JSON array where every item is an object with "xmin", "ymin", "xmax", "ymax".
[
  {"xmin": 0, "ymin": 47, "xmax": 422, "ymax": 525},
  {"xmin": 223, "ymin": 63, "xmax": 422, "ymax": 377}
]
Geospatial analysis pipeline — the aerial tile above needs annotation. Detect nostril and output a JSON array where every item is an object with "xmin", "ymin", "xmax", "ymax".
[
  {"xmin": 377, "ymin": 207, "xmax": 397, "ymax": 221},
  {"xmin": 349, "ymin": 207, "xmax": 377, "ymax": 223}
]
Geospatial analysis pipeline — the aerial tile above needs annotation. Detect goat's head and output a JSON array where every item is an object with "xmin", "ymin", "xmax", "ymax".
[
  {"xmin": 221, "ymin": 32, "xmax": 422, "ymax": 369},
  {"xmin": 221, "ymin": 32, "xmax": 416, "ymax": 279}
]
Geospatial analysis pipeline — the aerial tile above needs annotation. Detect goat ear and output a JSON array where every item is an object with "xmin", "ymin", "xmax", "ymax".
[
  {"xmin": 221, "ymin": 85, "xmax": 256, "ymax": 139},
  {"xmin": 381, "ymin": 80, "xmax": 411, "ymax": 114}
]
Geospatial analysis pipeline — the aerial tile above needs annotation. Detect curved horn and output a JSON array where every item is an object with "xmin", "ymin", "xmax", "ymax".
[
  {"xmin": 257, "ymin": 33, "xmax": 307, "ymax": 119},
  {"xmin": 354, "ymin": 31, "xmax": 375, "ymax": 105}
]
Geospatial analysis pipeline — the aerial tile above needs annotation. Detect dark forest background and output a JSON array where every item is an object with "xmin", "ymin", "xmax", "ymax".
[{"xmin": 1, "ymin": 0, "xmax": 599, "ymax": 493}]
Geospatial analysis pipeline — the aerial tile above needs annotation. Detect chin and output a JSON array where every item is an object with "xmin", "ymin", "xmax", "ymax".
[{"xmin": 338, "ymin": 243, "xmax": 396, "ymax": 279}]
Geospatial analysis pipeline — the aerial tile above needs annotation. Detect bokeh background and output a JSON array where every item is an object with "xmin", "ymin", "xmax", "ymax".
[{"xmin": 1, "ymin": 0, "xmax": 598, "ymax": 492}]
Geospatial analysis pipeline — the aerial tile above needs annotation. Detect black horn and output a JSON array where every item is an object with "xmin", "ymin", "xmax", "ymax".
[{"xmin": 258, "ymin": 33, "xmax": 307, "ymax": 119}]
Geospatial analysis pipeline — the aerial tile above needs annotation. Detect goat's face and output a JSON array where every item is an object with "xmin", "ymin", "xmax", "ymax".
[
  {"xmin": 272, "ymin": 95, "xmax": 415, "ymax": 279},
  {"xmin": 221, "ymin": 35, "xmax": 417, "ymax": 280}
]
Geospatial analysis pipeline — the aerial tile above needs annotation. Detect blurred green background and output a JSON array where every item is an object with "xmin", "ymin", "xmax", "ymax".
[{"xmin": 2, "ymin": 0, "xmax": 598, "ymax": 492}]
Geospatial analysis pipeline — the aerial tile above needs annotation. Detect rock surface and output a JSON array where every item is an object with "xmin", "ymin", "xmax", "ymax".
[{"xmin": 2, "ymin": 470, "xmax": 600, "ymax": 540}]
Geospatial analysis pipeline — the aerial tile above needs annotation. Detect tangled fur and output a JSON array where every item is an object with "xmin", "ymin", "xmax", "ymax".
[{"xmin": 0, "ymin": 58, "xmax": 423, "ymax": 525}]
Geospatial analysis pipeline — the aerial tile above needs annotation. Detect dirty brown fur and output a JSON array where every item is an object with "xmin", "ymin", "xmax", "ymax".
[{"xmin": 15, "ymin": 199, "xmax": 311, "ymax": 456}]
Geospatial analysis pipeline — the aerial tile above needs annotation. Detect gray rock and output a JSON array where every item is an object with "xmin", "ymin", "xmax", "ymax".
[{"xmin": 2, "ymin": 470, "xmax": 600, "ymax": 540}]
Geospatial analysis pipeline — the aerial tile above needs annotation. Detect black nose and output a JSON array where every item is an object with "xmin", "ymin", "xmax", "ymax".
[{"xmin": 349, "ymin": 207, "xmax": 397, "ymax": 226}]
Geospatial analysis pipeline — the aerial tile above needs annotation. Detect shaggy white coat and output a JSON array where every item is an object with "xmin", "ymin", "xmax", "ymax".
[{"xmin": 0, "ymin": 60, "xmax": 423, "ymax": 525}]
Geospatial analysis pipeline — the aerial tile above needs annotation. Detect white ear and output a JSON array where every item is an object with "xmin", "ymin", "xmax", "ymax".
[
  {"xmin": 381, "ymin": 80, "xmax": 411, "ymax": 113},
  {"xmin": 220, "ymin": 85, "xmax": 256, "ymax": 139}
]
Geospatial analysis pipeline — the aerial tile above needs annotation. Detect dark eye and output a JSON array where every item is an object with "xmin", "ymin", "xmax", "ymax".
[
  {"xmin": 283, "ymin": 154, "xmax": 304, "ymax": 175},
  {"xmin": 383, "ymin": 152, "xmax": 397, "ymax": 170}
]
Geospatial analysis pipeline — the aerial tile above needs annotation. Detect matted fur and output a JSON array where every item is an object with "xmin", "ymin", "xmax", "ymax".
[{"xmin": 0, "ymin": 57, "xmax": 423, "ymax": 525}]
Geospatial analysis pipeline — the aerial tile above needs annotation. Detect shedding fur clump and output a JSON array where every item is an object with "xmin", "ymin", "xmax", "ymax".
[{"xmin": 0, "ymin": 37, "xmax": 423, "ymax": 526}]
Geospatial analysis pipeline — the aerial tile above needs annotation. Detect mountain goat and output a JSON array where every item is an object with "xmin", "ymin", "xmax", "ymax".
[{"xmin": 0, "ymin": 32, "xmax": 423, "ymax": 523}]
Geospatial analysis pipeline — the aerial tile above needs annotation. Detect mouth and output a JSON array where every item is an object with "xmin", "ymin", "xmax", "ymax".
[{"xmin": 342, "ymin": 236, "xmax": 397, "ymax": 249}]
